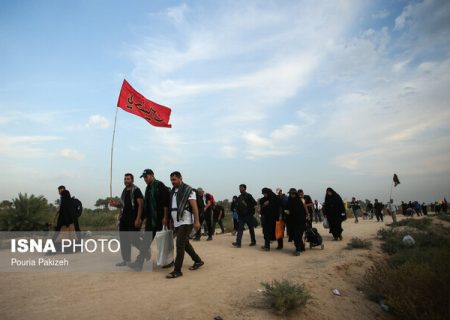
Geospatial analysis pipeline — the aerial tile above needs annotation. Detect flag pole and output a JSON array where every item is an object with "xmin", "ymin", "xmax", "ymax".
[
  {"xmin": 388, "ymin": 180, "xmax": 394, "ymax": 203},
  {"xmin": 109, "ymin": 107, "xmax": 119, "ymax": 199}
]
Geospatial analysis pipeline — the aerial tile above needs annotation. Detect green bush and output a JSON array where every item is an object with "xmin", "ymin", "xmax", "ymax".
[
  {"xmin": 261, "ymin": 279, "xmax": 310, "ymax": 315},
  {"xmin": 346, "ymin": 237, "xmax": 372, "ymax": 249},
  {"xmin": 365, "ymin": 220, "xmax": 450, "ymax": 319},
  {"xmin": 393, "ymin": 217, "xmax": 432, "ymax": 230},
  {"xmin": 378, "ymin": 225, "xmax": 450, "ymax": 255},
  {"xmin": 365, "ymin": 258, "xmax": 450, "ymax": 320},
  {"xmin": 0, "ymin": 193, "xmax": 54, "ymax": 231},
  {"xmin": 377, "ymin": 228, "xmax": 408, "ymax": 255}
]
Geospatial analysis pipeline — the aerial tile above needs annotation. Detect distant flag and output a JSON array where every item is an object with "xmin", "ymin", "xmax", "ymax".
[
  {"xmin": 117, "ymin": 79, "xmax": 172, "ymax": 128},
  {"xmin": 393, "ymin": 174, "xmax": 400, "ymax": 187}
]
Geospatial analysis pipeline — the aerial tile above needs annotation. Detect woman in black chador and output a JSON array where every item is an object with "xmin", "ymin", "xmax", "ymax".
[
  {"xmin": 322, "ymin": 187, "xmax": 346, "ymax": 241},
  {"xmin": 259, "ymin": 188, "xmax": 281, "ymax": 251},
  {"xmin": 285, "ymin": 188, "xmax": 307, "ymax": 256}
]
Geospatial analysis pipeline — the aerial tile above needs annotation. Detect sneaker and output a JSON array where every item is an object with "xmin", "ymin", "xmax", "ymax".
[
  {"xmin": 294, "ymin": 251, "xmax": 301, "ymax": 256},
  {"xmin": 249, "ymin": 242, "xmax": 256, "ymax": 247},
  {"xmin": 207, "ymin": 237, "xmax": 213, "ymax": 241},
  {"xmin": 232, "ymin": 242, "xmax": 241, "ymax": 248},
  {"xmin": 261, "ymin": 246, "xmax": 270, "ymax": 251},
  {"xmin": 115, "ymin": 261, "xmax": 128, "ymax": 267}
]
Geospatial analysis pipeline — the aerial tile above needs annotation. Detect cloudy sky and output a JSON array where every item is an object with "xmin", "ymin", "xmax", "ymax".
[{"xmin": 1, "ymin": 0, "xmax": 449, "ymax": 207}]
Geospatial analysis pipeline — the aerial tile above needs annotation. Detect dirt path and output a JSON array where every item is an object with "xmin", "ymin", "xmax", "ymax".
[{"xmin": 0, "ymin": 218, "xmax": 397, "ymax": 320}]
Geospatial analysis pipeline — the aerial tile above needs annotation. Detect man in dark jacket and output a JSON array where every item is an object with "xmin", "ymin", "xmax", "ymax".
[
  {"xmin": 350, "ymin": 197, "xmax": 360, "ymax": 223},
  {"xmin": 213, "ymin": 204, "xmax": 225, "ymax": 234},
  {"xmin": 232, "ymin": 184, "xmax": 257, "ymax": 248},
  {"xmin": 129, "ymin": 169, "xmax": 170, "ymax": 271},
  {"xmin": 109, "ymin": 173, "xmax": 144, "ymax": 267},
  {"xmin": 374, "ymin": 199, "xmax": 384, "ymax": 222},
  {"xmin": 194, "ymin": 188, "xmax": 206, "ymax": 241}
]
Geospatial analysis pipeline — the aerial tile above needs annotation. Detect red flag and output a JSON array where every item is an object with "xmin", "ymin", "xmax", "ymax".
[
  {"xmin": 393, "ymin": 173, "xmax": 400, "ymax": 187},
  {"xmin": 117, "ymin": 80, "xmax": 172, "ymax": 128}
]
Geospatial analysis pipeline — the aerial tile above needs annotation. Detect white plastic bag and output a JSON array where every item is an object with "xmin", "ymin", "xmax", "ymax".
[
  {"xmin": 155, "ymin": 227, "xmax": 174, "ymax": 267},
  {"xmin": 323, "ymin": 217, "xmax": 329, "ymax": 229}
]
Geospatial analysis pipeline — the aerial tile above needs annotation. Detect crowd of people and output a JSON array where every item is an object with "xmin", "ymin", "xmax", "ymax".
[{"xmin": 53, "ymin": 170, "xmax": 448, "ymax": 279}]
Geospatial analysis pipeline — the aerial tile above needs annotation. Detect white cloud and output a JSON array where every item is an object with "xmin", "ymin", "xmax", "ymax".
[
  {"xmin": 60, "ymin": 149, "xmax": 85, "ymax": 161},
  {"xmin": 86, "ymin": 115, "xmax": 110, "ymax": 129},
  {"xmin": 393, "ymin": 59, "xmax": 411, "ymax": 72},
  {"xmin": 372, "ymin": 9, "xmax": 390, "ymax": 19},
  {"xmin": 393, "ymin": 0, "xmax": 450, "ymax": 52},
  {"xmin": 270, "ymin": 124, "xmax": 300, "ymax": 141},
  {"xmin": 0, "ymin": 111, "xmax": 60, "ymax": 126},
  {"xmin": 334, "ymin": 136, "xmax": 450, "ymax": 176},
  {"xmin": 221, "ymin": 145, "xmax": 237, "ymax": 159},
  {"xmin": 125, "ymin": 0, "xmax": 450, "ymax": 182},
  {"xmin": 166, "ymin": 3, "xmax": 189, "ymax": 26},
  {"xmin": 243, "ymin": 124, "xmax": 301, "ymax": 159},
  {"xmin": 326, "ymin": 56, "xmax": 450, "ymax": 175},
  {"xmin": 130, "ymin": 1, "xmax": 361, "ymax": 102},
  {"xmin": 0, "ymin": 115, "xmax": 13, "ymax": 124},
  {"xmin": 394, "ymin": 6, "xmax": 411, "ymax": 30},
  {"xmin": 296, "ymin": 110, "xmax": 316, "ymax": 126},
  {"xmin": 0, "ymin": 135, "xmax": 61, "ymax": 159}
]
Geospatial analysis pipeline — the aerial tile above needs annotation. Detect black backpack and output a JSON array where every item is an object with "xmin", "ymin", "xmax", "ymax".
[{"xmin": 72, "ymin": 197, "xmax": 83, "ymax": 218}]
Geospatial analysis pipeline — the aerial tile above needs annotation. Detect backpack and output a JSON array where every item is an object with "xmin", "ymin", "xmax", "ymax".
[
  {"xmin": 206, "ymin": 193, "xmax": 216, "ymax": 206},
  {"xmin": 72, "ymin": 197, "xmax": 83, "ymax": 218}
]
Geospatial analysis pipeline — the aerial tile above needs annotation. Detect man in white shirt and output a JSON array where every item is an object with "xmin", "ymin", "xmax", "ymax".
[
  {"xmin": 386, "ymin": 199, "xmax": 397, "ymax": 224},
  {"xmin": 163, "ymin": 171, "xmax": 204, "ymax": 279},
  {"xmin": 313, "ymin": 200, "xmax": 323, "ymax": 223}
]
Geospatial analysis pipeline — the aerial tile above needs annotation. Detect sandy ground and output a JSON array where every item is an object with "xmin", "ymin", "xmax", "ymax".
[{"xmin": 0, "ymin": 217, "xmax": 399, "ymax": 320}]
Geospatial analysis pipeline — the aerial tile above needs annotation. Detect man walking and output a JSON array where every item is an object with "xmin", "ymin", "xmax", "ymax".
[
  {"xmin": 232, "ymin": 184, "xmax": 257, "ymax": 248},
  {"xmin": 350, "ymin": 197, "xmax": 360, "ymax": 223},
  {"xmin": 129, "ymin": 169, "xmax": 170, "ymax": 271},
  {"xmin": 313, "ymin": 200, "xmax": 322, "ymax": 223},
  {"xmin": 194, "ymin": 188, "xmax": 206, "ymax": 241},
  {"xmin": 109, "ymin": 173, "xmax": 144, "ymax": 267},
  {"xmin": 374, "ymin": 199, "xmax": 384, "ymax": 222},
  {"xmin": 203, "ymin": 190, "xmax": 214, "ymax": 241},
  {"xmin": 163, "ymin": 171, "xmax": 204, "ymax": 279},
  {"xmin": 213, "ymin": 204, "xmax": 225, "ymax": 234},
  {"xmin": 386, "ymin": 199, "xmax": 397, "ymax": 223}
]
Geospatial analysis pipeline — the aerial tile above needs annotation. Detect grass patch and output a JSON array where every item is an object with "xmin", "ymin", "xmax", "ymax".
[
  {"xmin": 437, "ymin": 213, "xmax": 450, "ymax": 223},
  {"xmin": 346, "ymin": 237, "xmax": 372, "ymax": 249},
  {"xmin": 79, "ymin": 211, "xmax": 118, "ymax": 231},
  {"xmin": 261, "ymin": 279, "xmax": 310, "ymax": 315},
  {"xmin": 377, "ymin": 226, "xmax": 450, "ymax": 255},
  {"xmin": 364, "ymin": 217, "xmax": 450, "ymax": 319},
  {"xmin": 392, "ymin": 217, "xmax": 432, "ymax": 230}
]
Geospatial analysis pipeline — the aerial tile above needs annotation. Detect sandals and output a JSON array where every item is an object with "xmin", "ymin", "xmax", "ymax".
[
  {"xmin": 166, "ymin": 271, "xmax": 183, "ymax": 279},
  {"xmin": 188, "ymin": 261, "xmax": 204, "ymax": 271}
]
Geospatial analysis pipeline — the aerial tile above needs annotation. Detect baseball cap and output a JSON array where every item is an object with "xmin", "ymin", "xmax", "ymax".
[{"xmin": 140, "ymin": 169, "xmax": 154, "ymax": 178}]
